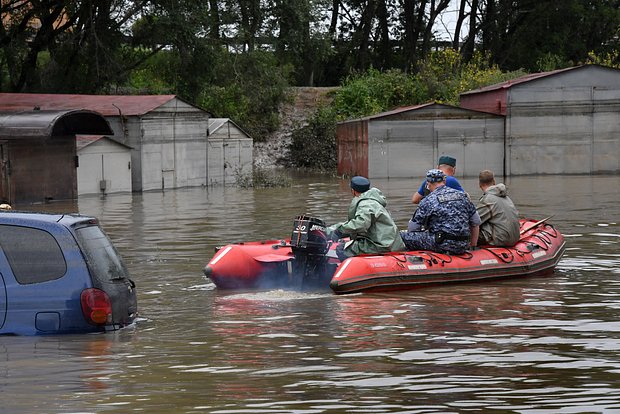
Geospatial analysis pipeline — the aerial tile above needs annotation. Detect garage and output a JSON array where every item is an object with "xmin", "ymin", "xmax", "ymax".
[
  {"xmin": 77, "ymin": 135, "xmax": 132, "ymax": 195},
  {"xmin": 337, "ymin": 102, "xmax": 505, "ymax": 178}
]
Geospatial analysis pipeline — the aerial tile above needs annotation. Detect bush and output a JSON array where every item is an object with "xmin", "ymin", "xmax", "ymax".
[
  {"xmin": 289, "ymin": 106, "xmax": 337, "ymax": 171},
  {"xmin": 414, "ymin": 49, "xmax": 527, "ymax": 105},
  {"xmin": 331, "ymin": 68, "xmax": 426, "ymax": 120},
  {"xmin": 235, "ymin": 167, "xmax": 292, "ymax": 188}
]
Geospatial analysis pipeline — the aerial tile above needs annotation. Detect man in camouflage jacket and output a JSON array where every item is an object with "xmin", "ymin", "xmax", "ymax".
[{"xmin": 402, "ymin": 169, "xmax": 480, "ymax": 255}]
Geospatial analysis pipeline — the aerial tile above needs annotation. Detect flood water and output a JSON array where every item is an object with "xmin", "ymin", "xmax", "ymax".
[{"xmin": 2, "ymin": 174, "xmax": 619, "ymax": 413}]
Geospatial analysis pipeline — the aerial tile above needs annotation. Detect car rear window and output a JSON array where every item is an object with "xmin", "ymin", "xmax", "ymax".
[
  {"xmin": 74, "ymin": 225, "xmax": 129, "ymax": 282},
  {"xmin": 0, "ymin": 225, "xmax": 67, "ymax": 284}
]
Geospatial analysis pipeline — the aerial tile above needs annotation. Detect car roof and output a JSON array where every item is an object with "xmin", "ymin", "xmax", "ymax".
[{"xmin": 0, "ymin": 211, "xmax": 98, "ymax": 228}]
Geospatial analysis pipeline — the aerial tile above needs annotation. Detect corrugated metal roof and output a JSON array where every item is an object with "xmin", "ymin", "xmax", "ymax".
[
  {"xmin": 0, "ymin": 93, "xmax": 189, "ymax": 116},
  {"xmin": 338, "ymin": 102, "xmax": 437, "ymax": 124},
  {"xmin": 364, "ymin": 102, "xmax": 437, "ymax": 120},
  {"xmin": 337, "ymin": 101, "xmax": 499, "ymax": 124},
  {"xmin": 0, "ymin": 109, "xmax": 113, "ymax": 137},
  {"xmin": 460, "ymin": 66, "xmax": 580, "ymax": 96}
]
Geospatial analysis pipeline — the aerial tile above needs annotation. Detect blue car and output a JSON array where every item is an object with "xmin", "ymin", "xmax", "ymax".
[{"xmin": 0, "ymin": 211, "xmax": 137, "ymax": 335}]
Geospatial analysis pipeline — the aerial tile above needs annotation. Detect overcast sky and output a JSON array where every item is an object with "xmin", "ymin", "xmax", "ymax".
[{"xmin": 435, "ymin": 0, "xmax": 468, "ymax": 42}]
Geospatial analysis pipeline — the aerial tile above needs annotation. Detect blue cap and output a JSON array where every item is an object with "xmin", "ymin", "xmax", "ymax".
[
  {"xmin": 438, "ymin": 155, "xmax": 456, "ymax": 167},
  {"xmin": 350, "ymin": 176, "xmax": 370, "ymax": 193},
  {"xmin": 426, "ymin": 169, "xmax": 446, "ymax": 183}
]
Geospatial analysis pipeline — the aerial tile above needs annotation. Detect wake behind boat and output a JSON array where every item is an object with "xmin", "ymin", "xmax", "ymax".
[{"xmin": 203, "ymin": 215, "xmax": 566, "ymax": 294}]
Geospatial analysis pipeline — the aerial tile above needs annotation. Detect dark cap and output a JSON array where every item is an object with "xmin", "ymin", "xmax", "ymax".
[
  {"xmin": 438, "ymin": 155, "xmax": 456, "ymax": 167},
  {"xmin": 426, "ymin": 169, "xmax": 446, "ymax": 183},
  {"xmin": 350, "ymin": 176, "xmax": 370, "ymax": 193}
]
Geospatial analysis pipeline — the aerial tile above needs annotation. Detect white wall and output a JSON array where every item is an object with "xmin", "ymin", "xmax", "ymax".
[{"xmin": 77, "ymin": 140, "xmax": 132, "ymax": 195}]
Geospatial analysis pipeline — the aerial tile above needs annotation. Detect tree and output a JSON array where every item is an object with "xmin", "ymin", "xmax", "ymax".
[
  {"xmin": 477, "ymin": 0, "xmax": 620, "ymax": 71},
  {"xmin": 1, "ymin": 0, "xmax": 77, "ymax": 91},
  {"xmin": 1, "ymin": 0, "xmax": 151, "ymax": 92},
  {"xmin": 131, "ymin": 0, "xmax": 214, "ymax": 100},
  {"xmin": 400, "ymin": 0, "xmax": 450, "ymax": 71}
]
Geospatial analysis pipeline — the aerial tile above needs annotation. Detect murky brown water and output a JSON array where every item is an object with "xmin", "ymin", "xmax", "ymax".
[{"xmin": 1, "ymin": 174, "xmax": 619, "ymax": 413}]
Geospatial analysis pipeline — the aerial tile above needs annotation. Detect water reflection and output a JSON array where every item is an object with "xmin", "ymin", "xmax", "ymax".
[{"xmin": 3, "ymin": 174, "xmax": 619, "ymax": 413}]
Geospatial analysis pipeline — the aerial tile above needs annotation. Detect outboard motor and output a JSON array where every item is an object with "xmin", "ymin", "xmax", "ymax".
[{"xmin": 289, "ymin": 215, "xmax": 331, "ymax": 288}]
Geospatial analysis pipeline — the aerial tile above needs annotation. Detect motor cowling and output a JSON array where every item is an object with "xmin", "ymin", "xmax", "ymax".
[
  {"xmin": 290, "ymin": 215, "xmax": 328, "ymax": 256},
  {"xmin": 289, "ymin": 215, "xmax": 332, "ymax": 289}
]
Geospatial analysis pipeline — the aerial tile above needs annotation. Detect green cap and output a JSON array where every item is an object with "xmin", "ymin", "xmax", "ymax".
[{"xmin": 438, "ymin": 155, "xmax": 456, "ymax": 167}]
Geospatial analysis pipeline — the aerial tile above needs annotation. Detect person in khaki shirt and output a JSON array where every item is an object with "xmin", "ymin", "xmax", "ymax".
[{"xmin": 476, "ymin": 170, "xmax": 520, "ymax": 247}]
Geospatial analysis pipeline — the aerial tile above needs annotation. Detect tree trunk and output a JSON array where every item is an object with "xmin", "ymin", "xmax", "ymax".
[
  {"xmin": 354, "ymin": 0, "xmax": 377, "ymax": 70},
  {"xmin": 452, "ymin": 0, "xmax": 467, "ymax": 50},
  {"xmin": 460, "ymin": 0, "xmax": 479, "ymax": 61}
]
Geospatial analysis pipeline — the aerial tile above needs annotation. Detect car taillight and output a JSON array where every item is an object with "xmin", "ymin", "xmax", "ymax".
[{"xmin": 80, "ymin": 288, "xmax": 112, "ymax": 325}]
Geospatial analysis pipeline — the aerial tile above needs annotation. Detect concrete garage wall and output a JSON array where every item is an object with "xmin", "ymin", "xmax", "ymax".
[
  {"xmin": 207, "ymin": 119, "xmax": 253, "ymax": 185},
  {"xmin": 461, "ymin": 65, "xmax": 620, "ymax": 175},
  {"xmin": 208, "ymin": 138, "xmax": 253, "ymax": 185},
  {"xmin": 368, "ymin": 118, "xmax": 505, "ymax": 178},
  {"xmin": 104, "ymin": 117, "xmax": 144, "ymax": 191},
  {"xmin": 507, "ymin": 84, "xmax": 620, "ymax": 174},
  {"xmin": 140, "ymin": 114, "xmax": 209, "ymax": 191},
  {"xmin": 435, "ymin": 118, "xmax": 505, "ymax": 177},
  {"xmin": 361, "ymin": 103, "xmax": 505, "ymax": 179},
  {"xmin": 104, "ymin": 100, "xmax": 210, "ymax": 192},
  {"xmin": 592, "ymin": 89, "xmax": 620, "ymax": 172},
  {"xmin": 369, "ymin": 120, "xmax": 434, "ymax": 178}
]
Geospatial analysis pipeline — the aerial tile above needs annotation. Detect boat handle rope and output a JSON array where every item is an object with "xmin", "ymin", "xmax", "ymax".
[
  {"xmin": 515, "ymin": 240, "xmax": 549, "ymax": 255},
  {"xmin": 541, "ymin": 224, "xmax": 559, "ymax": 238},
  {"xmin": 529, "ymin": 224, "xmax": 558, "ymax": 245},
  {"xmin": 537, "ymin": 227, "xmax": 558, "ymax": 242},
  {"xmin": 517, "ymin": 223, "xmax": 557, "ymax": 242},
  {"xmin": 531, "ymin": 232, "xmax": 552, "ymax": 248},
  {"xmin": 398, "ymin": 251, "xmax": 453, "ymax": 266},
  {"xmin": 481, "ymin": 247, "xmax": 515, "ymax": 264},
  {"xmin": 515, "ymin": 223, "xmax": 558, "ymax": 255},
  {"xmin": 428, "ymin": 251, "xmax": 454, "ymax": 265}
]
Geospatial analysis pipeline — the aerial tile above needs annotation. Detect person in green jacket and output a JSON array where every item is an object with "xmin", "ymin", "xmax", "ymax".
[{"xmin": 327, "ymin": 176, "xmax": 406, "ymax": 261}]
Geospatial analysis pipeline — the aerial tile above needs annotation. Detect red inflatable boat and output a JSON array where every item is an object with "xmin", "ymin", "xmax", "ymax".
[{"xmin": 203, "ymin": 216, "xmax": 566, "ymax": 294}]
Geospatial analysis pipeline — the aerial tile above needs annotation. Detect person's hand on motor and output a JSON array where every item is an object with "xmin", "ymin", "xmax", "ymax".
[{"xmin": 330, "ymin": 229, "xmax": 343, "ymax": 242}]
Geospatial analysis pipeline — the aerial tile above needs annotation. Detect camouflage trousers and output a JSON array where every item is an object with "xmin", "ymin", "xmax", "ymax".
[{"xmin": 400, "ymin": 231, "xmax": 468, "ymax": 255}]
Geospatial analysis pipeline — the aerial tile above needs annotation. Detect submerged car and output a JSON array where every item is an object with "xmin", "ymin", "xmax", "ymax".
[{"xmin": 0, "ymin": 211, "xmax": 137, "ymax": 335}]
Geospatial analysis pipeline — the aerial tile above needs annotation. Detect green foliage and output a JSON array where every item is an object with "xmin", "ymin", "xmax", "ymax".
[
  {"xmin": 293, "ymin": 49, "xmax": 530, "ymax": 172},
  {"xmin": 235, "ymin": 167, "xmax": 292, "ymax": 188},
  {"xmin": 414, "ymin": 49, "xmax": 527, "ymax": 106},
  {"xmin": 124, "ymin": 50, "xmax": 181, "ymax": 94},
  {"xmin": 330, "ymin": 50, "xmax": 528, "ymax": 120},
  {"xmin": 289, "ymin": 106, "xmax": 337, "ymax": 170},
  {"xmin": 198, "ymin": 50, "xmax": 292, "ymax": 141},
  {"xmin": 126, "ymin": 48, "xmax": 292, "ymax": 141},
  {"xmin": 534, "ymin": 53, "xmax": 571, "ymax": 72},
  {"xmin": 332, "ymin": 68, "xmax": 426, "ymax": 120},
  {"xmin": 586, "ymin": 51, "xmax": 620, "ymax": 69},
  {"xmin": 2, "ymin": 0, "xmax": 618, "ymax": 95}
]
